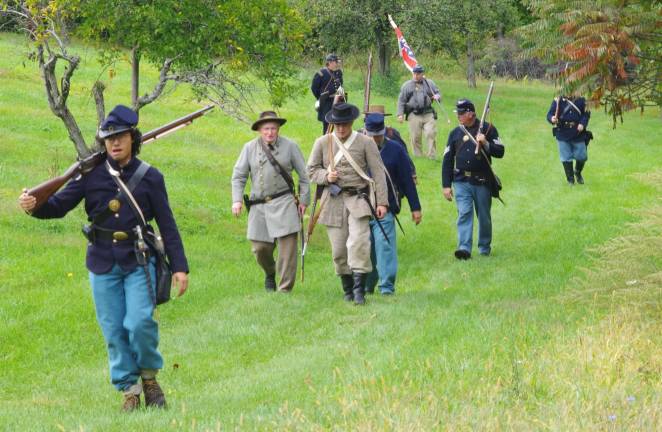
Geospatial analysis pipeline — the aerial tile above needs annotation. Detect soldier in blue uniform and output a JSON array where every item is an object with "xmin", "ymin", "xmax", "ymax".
[
  {"xmin": 364, "ymin": 104, "xmax": 418, "ymax": 183},
  {"xmin": 362, "ymin": 113, "xmax": 422, "ymax": 295},
  {"xmin": 546, "ymin": 95, "xmax": 591, "ymax": 184},
  {"xmin": 311, "ymin": 53, "xmax": 344, "ymax": 134},
  {"xmin": 18, "ymin": 105, "xmax": 189, "ymax": 412},
  {"xmin": 442, "ymin": 99, "xmax": 505, "ymax": 259}
]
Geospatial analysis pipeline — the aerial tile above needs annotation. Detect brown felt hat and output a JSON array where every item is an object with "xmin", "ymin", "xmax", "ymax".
[
  {"xmin": 251, "ymin": 111, "xmax": 287, "ymax": 131},
  {"xmin": 364, "ymin": 104, "xmax": 392, "ymax": 116}
]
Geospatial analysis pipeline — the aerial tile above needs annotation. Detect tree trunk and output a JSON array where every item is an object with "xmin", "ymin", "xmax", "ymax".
[
  {"xmin": 92, "ymin": 81, "xmax": 106, "ymax": 152},
  {"xmin": 131, "ymin": 46, "xmax": 140, "ymax": 109},
  {"xmin": 376, "ymin": 29, "xmax": 390, "ymax": 76},
  {"xmin": 466, "ymin": 39, "xmax": 476, "ymax": 88}
]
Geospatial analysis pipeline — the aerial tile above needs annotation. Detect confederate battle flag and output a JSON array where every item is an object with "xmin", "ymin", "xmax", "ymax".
[{"xmin": 388, "ymin": 14, "xmax": 418, "ymax": 72}]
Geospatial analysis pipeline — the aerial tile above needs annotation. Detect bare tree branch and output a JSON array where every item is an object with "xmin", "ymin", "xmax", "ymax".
[
  {"xmin": 134, "ymin": 58, "xmax": 174, "ymax": 111},
  {"xmin": 59, "ymin": 53, "xmax": 80, "ymax": 104},
  {"xmin": 171, "ymin": 63, "xmax": 257, "ymax": 124},
  {"xmin": 92, "ymin": 81, "xmax": 106, "ymax": 127}
]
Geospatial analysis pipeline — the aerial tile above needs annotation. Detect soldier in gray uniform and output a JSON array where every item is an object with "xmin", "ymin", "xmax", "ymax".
[
  {"xmin": 307, "ymin": 103, "xmax": 388, "ymax": 305},
  {"xmin": 397, "ymin": 65, "xmax": 441, "ymax": 159},
  {"xmin": 232, "ymin": 111, "xmax": 310, "ymax": 292}
]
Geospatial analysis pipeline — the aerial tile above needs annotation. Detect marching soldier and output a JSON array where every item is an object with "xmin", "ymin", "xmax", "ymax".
[
  {"xmin": 307, "ymin": 103, "xmax": 388, "ymax": 305},
  {"xmin": 231, "ymin": 111, "xmax": 310, "ymax": 292},
  {"xmin": 311, "ymin": 53, "xmax": 344, "ymax": 134},
  {"xmin": 397, "ymin": 65, "xmax": 441, "ymax": 159},
  {"xmin": 546, "ymin": 95, "xmax": 591, "ymax": 185},
  {"xmin": 364, "ymin": 104, "xmax": 417, "ymax": 183},
  {"xmin": 362, "ymin": 113, "xmax": 421, "ymax": 295},
  {"xmin": 18, "ymin": 105, "xmax": 189, "ymax": 411},
  {"xmin": 442, "ymin": 99, "xmax": 505, "ymax": 259}
]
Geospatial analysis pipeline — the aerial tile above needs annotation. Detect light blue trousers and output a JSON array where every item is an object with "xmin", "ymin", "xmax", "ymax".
[
  {"xmin": 366, "ymin": 212, "xmax": 397, "ymax": 294},
  {"xmin": 557, "ymin": 139, "xmax": 587, "ymax": 162},
  {"xmin": 454, "ymin": 181, "xmax": 492, "ymax": 255},
  {"xmin": 89, "ymin": 260, "xmax": 162, "ymax": 391}
]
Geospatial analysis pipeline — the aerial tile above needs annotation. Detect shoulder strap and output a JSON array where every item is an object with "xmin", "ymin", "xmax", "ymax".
[
  {"xmin": 322, "ymin": 69, "xmax": 336, "ymax": 92},
  {"xmin": 333, "ymin": 136, "xmax": 374, "ymax": 185},
  {"xmin": 127, "ymin": 162, "xmax": 150, "ymax": 191},
  {"xmin": 93, "ymin": 161, "xmax": 150, "ymax": 226},
  {"xmin": 258, "ymin": 139, "xmax": 296, "ymax": 194},
  {"xmin": 105, "ymin": 161, "xmax": 149, "ymax": 227}
]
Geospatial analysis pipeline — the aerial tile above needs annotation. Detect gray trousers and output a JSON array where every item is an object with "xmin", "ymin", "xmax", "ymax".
[
  {"xmin": 408, "ymin": 112, "xmax": 437, "ymax": 158},
  {"xmin": 326, "ymin": 208, "xmax": 372, "ymax": 275},
  {"xmin": 251, "ymin": 232, "xmax": 298, "ymax": 291}
]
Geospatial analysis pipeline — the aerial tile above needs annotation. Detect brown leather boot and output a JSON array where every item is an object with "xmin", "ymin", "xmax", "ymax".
[
  {"xmin": 143, "ymin": 378, "xmax": 167, "ymax": 408},
  {"xmin": 121, "ymin": 393, "xmax": 140, "ymax": 412}
]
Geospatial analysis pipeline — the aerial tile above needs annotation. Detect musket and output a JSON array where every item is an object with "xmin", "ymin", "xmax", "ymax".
[
  {"xmin": 141, "ymin": 105, "xmax": 214, "ymax": 144},
  {"xmin": 301, "ymin": 184, "xmax": 323, "ymax": 282},
  {"xmin": 475, "ymin": 81, "xmax": 495, "ymax": 154},
  {"xmin": 26, "ymin": 105, "xmax": 215, "ymax": 211},
  {"xmin": 421, "ymin": 76, "xmax": 451, "ymax": 125},
  {"xmin": 296, "ymin": 193, "xmax": 305, "ymax": 283},
  {"xmin": 301, "ymin": 123, "xmax": 336, "ymax": 280},
  {"xmin": 459, "ymin": 123, "xmax": 504, "ymax": 205},
  {"xmin": 363, "ymin": 52, "xmax": 373, "ymax": 114}
]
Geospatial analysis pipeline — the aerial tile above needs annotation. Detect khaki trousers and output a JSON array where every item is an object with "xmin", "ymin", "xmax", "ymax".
[
  {"xmin": 326, "ymin": 208, "xmax": 372, "ymax": 275},
  {"xmin": 408, "ymin": 112, "xmax": 437, "ymax": 158},
  {"xmin": 251, "ymin": 232, "xmax": 298, "ymax": 291}
]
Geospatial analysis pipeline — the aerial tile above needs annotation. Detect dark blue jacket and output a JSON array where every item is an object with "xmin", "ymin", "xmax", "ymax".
[
  {"xmin": 546, "ymin": 97, "xmax": 590, "ymax": 142},
  {"xmin": 311, "ymin": 67, "xmax": 343, "ymax": 122},
  {"xmin": 379, "ymin": 138, "xmax": 421, "ymax": 214},
  {"xmin": 442, "ymin": 121, "xmax": 504, "ymax": 188},
  {"xmin": 32, "ymin": 156, "xmax": 189, "ymax": 274}
]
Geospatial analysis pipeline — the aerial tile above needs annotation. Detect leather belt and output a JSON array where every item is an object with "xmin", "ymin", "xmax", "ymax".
[
  {"xmin": 341, "ymin": 186, "xmax": 369, "ymax": 196},
  {"xmin": 459, "ymin": 170, "xmax": 487, "ymax": 177},
  {"xmin": 92, "ymin": 226, "xmax": 137, "ymax": 241},
  {"xmin": 561, "ymin": 121, "xmax": 577, "ymax": 128},
  {"xmin": 248, "ymin": 189, "xmax": 291, "ymax": 206},
  {"xmin": 412, "ymin": 107, "xmax": 433, "ymax": 115}
]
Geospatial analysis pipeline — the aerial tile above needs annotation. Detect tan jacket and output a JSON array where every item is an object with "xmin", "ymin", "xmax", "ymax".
[
  {"xmin": 307, "ymin": 131, "xmax": 388, "ymax": 227},
  {"xmin": 232, "ymin": 136, "xmax": 310, "ymax": 242}
]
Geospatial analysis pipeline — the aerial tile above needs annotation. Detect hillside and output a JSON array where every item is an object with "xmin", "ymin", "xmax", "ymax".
[{"xmin": 0, "ymin": 33, "xmax": 660, "ymax": 431}]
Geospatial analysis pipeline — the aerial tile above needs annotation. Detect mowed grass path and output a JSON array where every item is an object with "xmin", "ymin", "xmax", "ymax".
[{"xmin": 0, "ymin": 33, "xmax": 660, "ymax": 430}]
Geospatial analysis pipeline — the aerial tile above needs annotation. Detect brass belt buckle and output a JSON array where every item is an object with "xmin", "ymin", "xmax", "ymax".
[
  {"xmin": 264, "ymin": 195, "xmax": 272, "ymax": 202},
  {"xmin": 113, "ymin": 231, "xmax": 129, "ymax": 241}
]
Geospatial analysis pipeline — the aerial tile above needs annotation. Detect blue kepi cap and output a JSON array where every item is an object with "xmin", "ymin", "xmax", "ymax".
[{"xmin": 99, "ymin": 105, "xmax": 138, "ymax": 138}]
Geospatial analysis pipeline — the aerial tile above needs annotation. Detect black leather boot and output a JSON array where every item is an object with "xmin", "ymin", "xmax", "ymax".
[
  {"xmin": 265, "ymin": 274, "xmax": 276, "ymax": 292},
  {"xmin": 574, "ymin": 161, "xmax": 585, "ymax": 184},
  {"xmin": 352, "ymin": 272, "xmax": 366, "ymax": 305},
  {"xmin": 562, "ymin": 162, "xmax": 575, "ymax": 185},
  {"xmin": 340, "ymin": 275, "xmax": 353, "ymax": 301}
]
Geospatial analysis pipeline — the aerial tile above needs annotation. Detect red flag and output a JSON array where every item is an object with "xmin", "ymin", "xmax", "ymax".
[{"xmin": 388, "ymin": 15, "xmax": 418, "ymax": 72}]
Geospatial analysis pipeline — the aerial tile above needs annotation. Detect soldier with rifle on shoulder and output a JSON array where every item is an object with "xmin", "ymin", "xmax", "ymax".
[
  {"xmin": 546, "ymin": 93, "xmax": 592, "ymax": 185},
  {"xmin": 231, "ymin": 111, "xmax": 310, "ymax": 293},
  {"xmin": 442, "ymin": 97, "xmax": 505, "ymax": 260},
  {"xmin": 311, "ymin": 53, "xmax": 345, "ymax": 134},
  {"xmin": 18, "ymin": 105, "xmax": 190, "ymax": 412},
  {"xmin": 397, "ymin": 65, "xmax": 442, "ymax": 159}
]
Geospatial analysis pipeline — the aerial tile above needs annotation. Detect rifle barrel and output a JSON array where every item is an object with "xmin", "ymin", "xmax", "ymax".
[
  {"xmin": 141, "ymin": 105, "xmax": 214, "ymax": 144},
  {"xmin": 476, "ymin": 81, "xmax": 495, "ymax": 154}
]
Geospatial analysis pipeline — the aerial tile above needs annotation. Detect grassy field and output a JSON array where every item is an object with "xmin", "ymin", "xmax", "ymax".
[{"xmin": 0, "ymin": 32, "xmax": 660, "ymax": 431}]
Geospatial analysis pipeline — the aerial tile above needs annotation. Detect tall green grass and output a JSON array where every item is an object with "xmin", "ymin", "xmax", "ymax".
[{"xmin": 0, "ymin": 32, "xmax": 660, "ymax": 430}]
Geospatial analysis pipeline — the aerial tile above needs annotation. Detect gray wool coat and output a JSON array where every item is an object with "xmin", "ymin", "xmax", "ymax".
[{"xmin": 232, "ymin": 136, "xmax": 310, "ymax": 242}]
